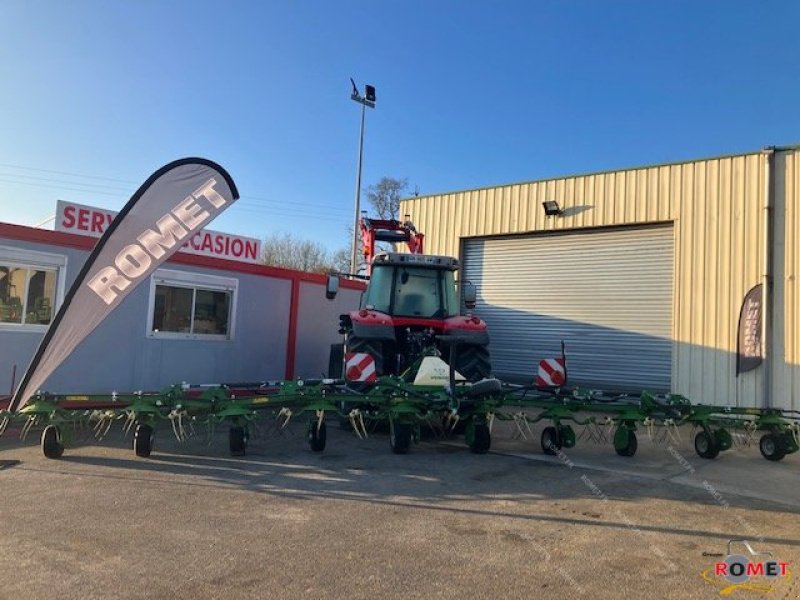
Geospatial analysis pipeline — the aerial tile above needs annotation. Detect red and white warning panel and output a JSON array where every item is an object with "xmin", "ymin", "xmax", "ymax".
[
  {"xmin": 536, "ymin": 357, "xmax": 566, "ymax": 388},
  {"xmin": 345, "ymin": 352, "xmax": 377, "ymax": 383}
]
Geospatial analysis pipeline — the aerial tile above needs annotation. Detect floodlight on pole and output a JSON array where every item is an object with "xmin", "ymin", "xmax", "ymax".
[{"xmin": 350, "ymin": 79, "xmax": 376, "ymax": 274}]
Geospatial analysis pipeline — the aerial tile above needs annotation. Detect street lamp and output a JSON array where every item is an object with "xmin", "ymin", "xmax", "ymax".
[{"xmin": 350, "ymin": 78, "xmax": 376, "ymax": 274}]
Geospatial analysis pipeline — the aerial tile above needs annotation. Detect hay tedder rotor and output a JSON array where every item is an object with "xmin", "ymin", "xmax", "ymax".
[{"xmin": 1, "ymin": 345, "xmax": 798, "ymax": 464}]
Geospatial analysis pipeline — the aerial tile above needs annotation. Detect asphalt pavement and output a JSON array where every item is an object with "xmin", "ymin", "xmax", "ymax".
[{"xmin": 0, "ymin": 418, "xmax": 798, "ymax": 599}]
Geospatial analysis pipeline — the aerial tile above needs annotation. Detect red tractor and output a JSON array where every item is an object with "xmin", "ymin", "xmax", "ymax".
[{"xmin": 327, "ymin": 218, "xmax": 491, "ymax": 382}]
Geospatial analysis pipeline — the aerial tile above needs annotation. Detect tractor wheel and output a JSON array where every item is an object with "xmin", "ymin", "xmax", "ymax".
[
  {"xmin": 41, "ymin": 425, "xmax": 64, "ymax": 459},
  {"xmin": 327, "ymin": 343, "xmax": 344, "ymax": 379},
  {"xmin": 134, "ymin": 424, "xmax": 154, "ymax": 458},
  {"xmin": 759, "ymin": 434, "xmax": 786, "ymax": 462},
  {"xmin": 615, "ymin": 429, "xmax": 638, "ymax": 457},
  {"xmin": 694, "ymin": 431, "xmax": 719, "ymax": 460},
  {"xmin": 454, "ymin": 344, "xmax": 491, "ymax": 382},
  {"xmin": 470, "ymin": 424, "xmax": 491, "ymax": 454},
  {"xmin": 390, "ymin": 423, "xmax": 412, "ymax": 454},
  {"xmin": 308, "ymin": 421, "xmax": 327, "ymax": 452},
  {"xmin": 229, "ymin": 426, "xmax": 247, "ymax": 456},
  {"xmin": 541, "ymin": 426, "xmax": 561, "ymax": 456},
  {"xmin": 345, "ymin": 336, "xmax": 385, "ymax": 380}
]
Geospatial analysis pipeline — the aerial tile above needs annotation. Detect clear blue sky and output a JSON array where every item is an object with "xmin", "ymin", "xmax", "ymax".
[{"xmin": 1, "ymin": 1, "xmax": 798, "ymax": 252}]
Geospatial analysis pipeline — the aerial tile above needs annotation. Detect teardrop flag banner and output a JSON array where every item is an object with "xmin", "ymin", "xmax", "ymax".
[{"xmin": 10, "ymin": 158, "xmax": 239, "ymax": 411}]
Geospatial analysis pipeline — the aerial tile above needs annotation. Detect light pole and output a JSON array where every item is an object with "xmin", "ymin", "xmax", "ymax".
[{"xmin": 350, "ymin": 78, "xmax": 376, "ymax": 274}]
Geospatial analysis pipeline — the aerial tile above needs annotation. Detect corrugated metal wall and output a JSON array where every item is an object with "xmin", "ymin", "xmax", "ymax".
[
  {"xmin": 402, "ymin": 151, "xmax": 774, "ymax": 407},
  {"xmin": 462, "ymin": 226, "xmax": 674, "ymax": 391},
  {"xmin": 774, "ymin": 149, "xmax": 800, "ymax": 410}
]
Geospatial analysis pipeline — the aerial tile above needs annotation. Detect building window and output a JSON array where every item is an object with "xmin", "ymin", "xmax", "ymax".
[
  {"xmin": 0, "ymin": 246, "xmax": 66, "ymax": 330},
  {"xmin": 148, "ymin": 269, "xmax": 237, "ymax": 340}
]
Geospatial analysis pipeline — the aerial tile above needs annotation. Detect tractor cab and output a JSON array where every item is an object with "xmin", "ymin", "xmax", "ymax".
[{"xmin": 361, "ymin": 253, "xmax": 462, "ymax": 319}]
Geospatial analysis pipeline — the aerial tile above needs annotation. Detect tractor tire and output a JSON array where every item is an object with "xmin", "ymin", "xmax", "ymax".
[
  {"xmin": 454, "ymin": 344, "xmax": 491, "ymax": 382},
  {"xmin": 345, "ymin": 336, "xmax": 385, "ymax": 378},
  {"xmin": 759, "ymin": 434, "xmax": 786, "ymax": 462},
  {"xmin": 328, "ymin": 343, "xmax": 344, "ymax": 379},
  {"xmin": 134, "ymin": 424, "xmax": 154, "ymax": 458},
  {"xmin": 41, "ymin": 425, "xmax": 64, "ymax": 459}
]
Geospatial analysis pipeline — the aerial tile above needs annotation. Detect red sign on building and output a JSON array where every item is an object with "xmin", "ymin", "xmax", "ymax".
[{"xmin": 55, "ymin": 200, "xmax": 261, "ymax": 264}]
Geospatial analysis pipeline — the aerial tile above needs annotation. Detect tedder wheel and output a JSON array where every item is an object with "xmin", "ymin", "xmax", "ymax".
[
  {"xmin": 470, "ymin": 423, "xmax": 491, "ymax": 454},
  {"xmin": 41, "ymin": 425, "xmax": 64, "ymax": 459},
  {"xmin": 615, "ymin": 429, "xmax": 638, "ymax": 457},
  {"xmin": 390, "ymin": 423, "xmax": 412, "ymax": 455},
  {"xmin": 229, "ymin": 426, "xmax": 247, "ymax": 457},
  {"xmin": 308, "ymin": 421, "xmax": 327, "ymax": 452},
  {"xmin": 541, "ymin": 426, "xmax": 561, "ymax": 456},
  {"xmin": 694, "ymin": 431, "xmax": 719, "ymax": 460},
  {"xmin": 134, "ymin": 424, "xmax": 154, "ymax": 458},
  {"xmin": 759, "ymin": 434, "xmax": 786, "ymax": 462}
]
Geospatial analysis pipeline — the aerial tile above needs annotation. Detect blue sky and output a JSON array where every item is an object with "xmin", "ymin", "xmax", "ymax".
[{"xmin": 1, "ymin": 1, "xmax": 798, "ymax": 252}]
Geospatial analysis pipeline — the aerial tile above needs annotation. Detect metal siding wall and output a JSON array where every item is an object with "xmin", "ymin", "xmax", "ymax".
[
  {"xmin": 775, "ymin": 149, "xmax": 800, "ymax": 411},
  {"xmin": 294, "ymin": 281, "xmax": 363, "ymax": 378},
  {"xmin": 402, "ymin": 152, "xmax": 767, "ymax": 406},
  {"xmin": 464, "ymin": 226, "xmax": 674, "ymax": 390},
  {"xmin": 0, "ymin": 235, "xmax": 361, "ymax": 394}
]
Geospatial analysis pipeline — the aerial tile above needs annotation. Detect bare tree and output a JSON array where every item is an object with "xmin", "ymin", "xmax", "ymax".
[
  {"xmin": 365, "ymin": 177, "xmax": 408, "ymax": 221},
  {"xmin": 261, "ymin": 232, "xmax": 343, "ymax": 274}
]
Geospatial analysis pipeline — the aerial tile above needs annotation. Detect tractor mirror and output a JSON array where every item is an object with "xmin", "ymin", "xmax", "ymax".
[
  {"xmin": 463, "ymin": 281, "xmax": 477, "ymax": 309},
  {"xmin": 325, "ymin": 274, "xmax": 339, "ymax": 300}
]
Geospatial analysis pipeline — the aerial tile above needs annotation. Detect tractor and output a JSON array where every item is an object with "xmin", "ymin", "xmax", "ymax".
[{"xmin": 327, "ymin": 217, "xmax": 491, "ymax": 382}]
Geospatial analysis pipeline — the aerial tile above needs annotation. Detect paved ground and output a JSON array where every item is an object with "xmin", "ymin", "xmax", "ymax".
[{"xmin": 0, "ymin": 417, "xmax": 798, "ymax": 599}]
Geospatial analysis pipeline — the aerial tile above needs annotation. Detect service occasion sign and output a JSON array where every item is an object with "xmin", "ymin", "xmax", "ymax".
[
  {"xmin": 56, "ymin": 200, "xmax": 260, "ymax": 264},
  {"xmin": 11, "ymin": 158, "xmax": 239, "ymax": 411}
]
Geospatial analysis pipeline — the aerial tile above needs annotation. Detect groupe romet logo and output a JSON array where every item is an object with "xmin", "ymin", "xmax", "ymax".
[{"xmin": 701, "ymin": 540, "xmax": 791, "ymax": 595}]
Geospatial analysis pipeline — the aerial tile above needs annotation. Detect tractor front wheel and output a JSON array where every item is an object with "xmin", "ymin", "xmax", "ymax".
[{"xmin": 454, "ymin": 344, "xmax": 491, "ymax": 382}]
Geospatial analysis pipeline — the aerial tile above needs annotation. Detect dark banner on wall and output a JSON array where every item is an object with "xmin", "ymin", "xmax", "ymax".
[
  {"xmin": 10, "ymin": 158, "xmax": 239, "ymax": 411},
  {"xmin": 736, "ymin": 284, "xmax": 763, "ymax": 376}
]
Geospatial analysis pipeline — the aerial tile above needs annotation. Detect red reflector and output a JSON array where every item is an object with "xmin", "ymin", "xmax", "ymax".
[{"xmin": 346, "ymin": 365, "xmax": 363, "ymax": 380}]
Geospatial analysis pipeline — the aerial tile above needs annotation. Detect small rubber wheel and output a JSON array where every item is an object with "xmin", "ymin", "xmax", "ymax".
[
  {"xmin": 41, "ymin": 425, "xmax": 64, "ymax": 459},
  {"xmin": 470, "ymin": 424, "xmax": 491, "ymax": 454},
  {"xmin": 759, "ymin": 434, "xmax": 786, "ymax": 462},
  {"xmin": 229, "ymin": 426, "xmax": 247, "ymax": 457},
  {"xmin": 615, "ymin": 430, "xmax": 638, "ymax": 457},
  {"xmin": 134, "ymin": 424, "xmax": 154, "ymax": 458},
  {"xmin": 694, "ymin": 431, "xmax": 719, "ymax": 459},
  {"xmin": 390, "ymin": 423, "xmax": 412, "ymax": 455},
  {"xmin": 541, "ymin": 426, "xmax": 561, "ymax": 456},
  {"xmin": 308, "ymin": 421, "xmax": 327, "ymax": 452}
]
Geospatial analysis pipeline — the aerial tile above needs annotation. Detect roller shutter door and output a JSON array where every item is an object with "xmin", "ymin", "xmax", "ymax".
[{"xmin": 462, "ymin": 225, "xmax": 674, "ymax": 391}]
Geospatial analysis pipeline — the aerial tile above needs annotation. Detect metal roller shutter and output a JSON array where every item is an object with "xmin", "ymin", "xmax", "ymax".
[{"xmin": 462, "ymin": 225, "xmax": 674, "ymax": 391}]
